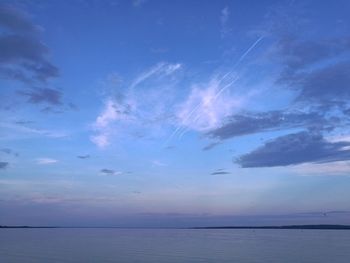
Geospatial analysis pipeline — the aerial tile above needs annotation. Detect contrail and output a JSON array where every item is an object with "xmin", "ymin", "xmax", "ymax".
[
  {"xmin": 164, "ymin": 36, "xmax": 264, "ymax": 145},
  {"xmin": 178, "ymin": 75, "xmax": 240, "ymax": 140},
  {"xmin": 217, "ymin": 36, "xmax": 264, "ymax": 84},
  {"xmin": 163, "ymin": 102, "xmax": 203, "ymax": 146},
  {"xmin": 169, "ymin": 74, "xmax": 237, "ymax": 142},
  {"xmin": 167, "ymin": 72, "xmax": 239, "ymax": 143},
  {"xmin": 213, "ymin": 75, "xmax": 240, "ymax": 100},
  {"xmin": 236, "ymin": 36, "xmax": 264, "ymax": 65}
]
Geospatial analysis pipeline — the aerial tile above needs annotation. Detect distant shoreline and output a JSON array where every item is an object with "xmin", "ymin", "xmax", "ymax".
[
  {"xmin": 1, "ymin": 224, "xmax": 350, "ymax": 230},
  {"xmin": 191, "ymin": 225, "xmax": 350, "ymax": 230}
]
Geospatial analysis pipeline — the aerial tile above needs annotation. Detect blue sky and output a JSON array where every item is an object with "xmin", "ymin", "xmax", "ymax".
[{"xmin": 1, "ymin": 0, "xmax": 350, "ymax": 227}]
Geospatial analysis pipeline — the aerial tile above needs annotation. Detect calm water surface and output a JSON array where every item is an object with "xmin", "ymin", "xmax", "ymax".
[{"xmin": 0, "ymin": 228, "xmax": 349, "ymax": 262}]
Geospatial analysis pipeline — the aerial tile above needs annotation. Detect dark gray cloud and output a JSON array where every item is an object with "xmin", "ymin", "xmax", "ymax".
[
  {"xmin": 1, "ymin": 148, "xmax": 12, "ymax": 155},
  {"xmin": 68, "ymin": 102, "xmax": 79, "ymax": 111},
  {"xmin": 0, "ymin": 65, "xmax": 33, "ymax": 83},
  {"xmin": 211, "ymin": 171, "xmax": 231, "ymax": 175},
  {"xmin": 344, "ymin": 108, "xmax": 350, "ymax": 116},
  {"xmin": 277, "ymin": 37, "xmax": 350, "ymax": 76},
  {"xmin": 276, "ymin": 36, "xmax": 350, "ymax": 106},
  {"xmin": 0, "ymin": 35, "xmax": 47, "ymax": 62},
  {"xmin": 202, "ymin": 142, "xmax": 221, "ymax": 151},
  {"xmin": 0, "ymin": 161, "xmax": 9, "ymax": 169},
  {"xmin": 0, "ymin": 4, "xmax": 61, "ymax": 113},
  {"xmin": 227, "ymin": 34, "xmax": 350, "ymax": 168},
  {"xmin": 0, "ymin": 34, "xmax": 59, "ymax": 82},
  {"xmin": 213, "ymin": 34, "xmax": 350, "ymax": 162},
  {"xmin": 1, "ymin": 148, "xmax": 19, "ymax": 157},
  {"xmin": 294, "ymin": 62, "xmax": 350, "ymax": 104},
  {"xmin": 100, "ymin": 169, "xmax": 116, "ymax": 175},
  {"xmin": 236, "ymin": 131, "xmax": 350, "ymax": 168},
  {"xmin": 14, "ymin": 120, "xmax": 35, "ymax": 125},
  {"xmin": 164, "ymin": 145, "xmax": 175, "ymax": 150},
  {"xmin": 77, "ymin": 155, "xmax": 90, "ymax": 159},
  {"xmin": 40, "ymin": 106, "xmax": 63, "ymax": 114},
  {"xmin": 210, "ymin": 168, "xmax": 230, "ymax": 175},
  {"xmin": 208, "ymin": 111, "xmax": 326, "ymax": 141},
  {"xmin": 18, "ymin": 88, "xmax": 62, "ymax": 106},
  {"xmin": 0, "ymin": 4, "xmax": 38, "ymax": 33}
]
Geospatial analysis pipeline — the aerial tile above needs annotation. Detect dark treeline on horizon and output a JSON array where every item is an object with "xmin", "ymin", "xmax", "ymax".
[{"xmin": 1, "ymin": 225, "xmax": 350, "ymax": 230}]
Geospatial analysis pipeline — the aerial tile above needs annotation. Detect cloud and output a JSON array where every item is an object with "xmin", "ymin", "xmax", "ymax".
[
  {"xmin": 36, "ymin": 158, "xmax": 58, "ymax": 165},
  {"xmin": 152, "ymin": 160, "xmax": 167, "ymax": 167},
  {"xmin": 0, "ymin": 161, "xmax": 9, "ymax": 169},
  {"xmin": 220, "ymin": 6, "xmax": 231, "ymax": 38},
  {"xmin": 0, "ymin": 18, "xmax": 59, "ymax": 82},
  {"xmin": 90, "ymin": 98, "xmax": 127, "ymax": 148},
  {"xmin": 1, "ymin": 148, "xmax": 19, "ymax": 157},
  {"xmin": 204, "ymin": 35, "xmax": 350, "ymax": 150},
  {"xmin": 202, "ymin": 142, "xmax": 221, "ymax": 151},
  {"xmin": 130, "ymin": 62, "xmax": 182, "ymax": 89},
  {"xmin": 17, "ymin": 87, "xmax": 62, "ymax": 106},
  {"xmin": 90, "ymin": 134, "xmax": 109, "ymax": 148},
  {"xmin": 133, "ymin": 0, "xmax": 147, "ymax": 7},
  {"xmin": 1, "ymin": 148, "xmax": 12, "ymax": 154},
  {"xmin": 291, "ymin": 161, "xmax": 350, "ymax": 176},
  {"xmin": 275, "ymin": 36, "xmax": 350, "ymax": 106},
  {"xmin": 0, "ymin": 4, "xmax": 38, "ymax": 33},
  {"xmin": 207, "ymin": 111, "xmax": 327, "ymax": 141},
  {"xmin": 0, "ymin": 121, "xmax": 68, "ymax": 140},
  {"xmin": 40, "ymin": 106, "xmax": 63, "ymax": 114},
  {"xmin": 294, "ymin": 62, "xmax": 350, "ymax": 104},
  {"xmin": 14, "ymin": 120, "xmax": 35, "ymax": 125},
  {"xmin": 100, "ymin": 169, "xmax": 122, "ymax": 176},
  {"xmin": 77, "ymin": 155, "xmax": 90, "ymax": 159},
  {"xmin": 343, "ymin": 107, "xmax": 350, "ymax": 116},
  {"xmin": 91, "ymin": 62, "xmax": 182, "ymax": 148},
  {"xmin": 94, "ymin": 99, "xmax": 123, "ymax": 127},
  {"xmin": 0, "ymin": 4, "xmax": 63, "ymax": 112},
  {"xmin": 210, "ymin": 168, "xmax": 231, "ymax": 175},
  {"xmin": 276, "ymin": 37, "xmax": 345, "ymax": 75},
  {"xmin": 175, "ymin": 74, "xmax": 243, "ymax": 133},
  {"xmin": 236, "ymin": 131, "xmax": 350, "ymax": 168}
]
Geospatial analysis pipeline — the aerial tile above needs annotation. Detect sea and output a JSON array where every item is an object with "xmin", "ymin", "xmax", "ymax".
[{"xmin": 0, "ymin": 228, "xmax": 349, "ymax": 262}]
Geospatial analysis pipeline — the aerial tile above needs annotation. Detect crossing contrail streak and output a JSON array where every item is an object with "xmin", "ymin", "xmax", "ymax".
[
  {"xmin": 217, "ymin": 36, "xmax": 264, "ymax": 84},
  {"xmin": 164, "ymin": 36, "xmax": 264, "ymax": 145},
  {"xmin": 237, "ymin": 36, "xmax": 264, "ymax": 65},
  {"xmin": 178, "ymin": 75, "xmax": 240, "ymax": 140},
  {"xmin": 169, "ymin": 75, "xmax": 237, "ymax": 142}
]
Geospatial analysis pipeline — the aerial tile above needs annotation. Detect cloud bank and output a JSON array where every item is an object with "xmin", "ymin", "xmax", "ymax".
[{"xmin": 236, "ymin": 132, "xmax": 350, "ymax": 168}]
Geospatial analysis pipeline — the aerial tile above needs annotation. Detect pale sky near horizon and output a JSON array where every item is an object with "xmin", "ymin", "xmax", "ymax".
[{"xmin": 1, "ymin": 0, "xmax": 350, "ymax": 227}]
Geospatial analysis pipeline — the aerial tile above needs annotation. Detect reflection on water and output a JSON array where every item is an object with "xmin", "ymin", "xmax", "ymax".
[{"xmin": 0, "ymin": 228, "xmax": 349, "ymax": 262}]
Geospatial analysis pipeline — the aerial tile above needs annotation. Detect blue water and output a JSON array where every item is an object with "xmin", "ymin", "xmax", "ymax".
[{"xmin": 0, "ymin": 228, "xmax": 349, "ymax": 262}]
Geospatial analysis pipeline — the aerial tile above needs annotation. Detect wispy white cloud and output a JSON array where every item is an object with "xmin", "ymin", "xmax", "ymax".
[
  {"xmin": 91, "ymin": 54, "xmax": 266, "ymax": 149},
  {"xmin": 90, "ymin": 133, "xmax": 109, "ymax": 148},
  {"xmin": 133, "ymin": 0, "xmax": 147, "ymax": 8},
  {"xmin": 291, "ymin": 161, "xmax": 350, "ymax": 176},
  {"xmin": 94, "ymin": 99, "xmax": 120, "ymax": 128},
  {"xmin": 36, "ymin": 158, "xmax": 58, "ymax": 165},
  {"xmin": 130, "ymin": 62, "xmax": 182, "ymax": 89},
  {"xmin": 220, "ymin": 6, "xmax": 231, "ymax": 38},
  {"xmin": 90, "ymin": 94, "xmax": 138, "ymax": 148},
  {"xmin": 175, "ymin": 74, "xmax": 243, "ymax": 133},
  {"xmin": 168, "ymin": 36, "xmax": 264, "ymax": 142},
  {"xmin": 0, "ymin": 122, "xmax": 69, "ymax": 141},
  {"xmin": 91, "ymin": 62, "xmax": 183, "ymax": 148},
  {"xmin": 152, "ymin": 160, "xmax": 167, "ymax": 167},
  {"xmin": 90, "ymin": 99, "xmax": 123, "ymax": 148},
  {"xmin": 326, "ymin": 134, "xmax": 350, "ymax": 151}
]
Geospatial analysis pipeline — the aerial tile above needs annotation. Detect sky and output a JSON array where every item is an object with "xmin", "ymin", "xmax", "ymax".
[{"xmin": 0, "ymin": 0, "xmax": 350, "ymax": 227}]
